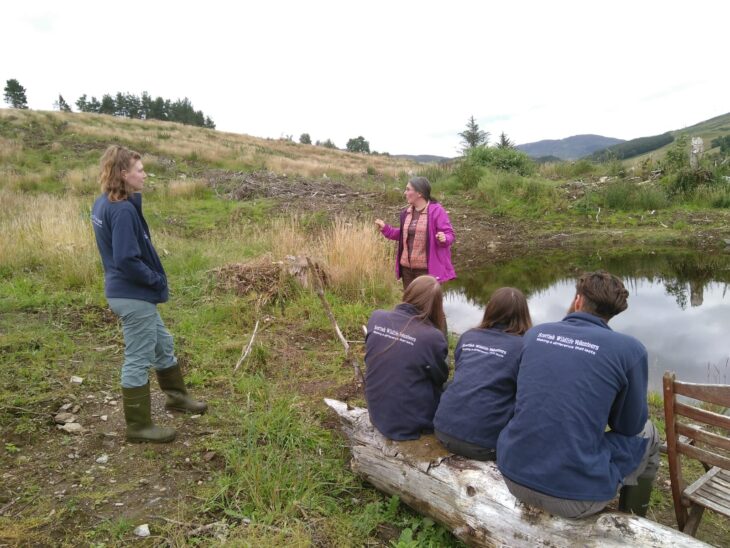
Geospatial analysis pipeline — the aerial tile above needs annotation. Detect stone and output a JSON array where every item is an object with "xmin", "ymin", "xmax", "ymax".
[
  {"xmin": 54, "ymin": 413, "xmax": 76, "ymax": 424},
  {"xmin": 95, "ymin": 454, "xmax": 109, "ymax": 464},
  {"xmin": 58, "ymin": 423, "xmax": 85, "ymax": 434},
  {"xmin": 70, "ymin": 376, "xmax": 84, "ymax": 384},
  {"xmin": 134, "ymin": 523, "xmax": 150, "ymax": 537}
]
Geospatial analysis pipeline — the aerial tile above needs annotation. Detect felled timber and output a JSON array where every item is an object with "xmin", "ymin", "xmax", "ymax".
[{"xmin": 324, "ymin": 398, "xmax": 709, "ymax": 548}]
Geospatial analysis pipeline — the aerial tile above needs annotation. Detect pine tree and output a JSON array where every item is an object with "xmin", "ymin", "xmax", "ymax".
[
  {"xmin": 458, "ymin": 115, "xmax": 489, "ymax": 153},
  {"xmin": 99, "ymin": 94, "xmax": 115, "ymax": 114},
  {"xmin": 497, "ymin": 131, "xmax": 514, "ymax": 149},
  {"xmin": 4, "ymin": 79, "xmax": 28, "ymax": 109},
  {"xmin": 54, "ymin": 94, "xmax": 72, "ymax": 112},
  {"xmin": 299, "ymin": 133, "xmax": 312, "ymax": 145}
]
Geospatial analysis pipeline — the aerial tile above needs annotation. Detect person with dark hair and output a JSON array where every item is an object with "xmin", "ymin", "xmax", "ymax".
[
  {"xmin": 375, "ymin": 176, "xmax": 456, "ymax": 289},
  {"xmin": 364, "ymin": 275, "xmax": 449, "ymax": 440},
  {"xmin": 434, "ymin": 287, "xmax": 531, "ymax": 461},
  {"xmin": 91, "ymin": 145, "xmax": 206, "ymax": 444},
  {"xmin": 497, "ymin": 271, "xmax": 659, "ymax": 518}
]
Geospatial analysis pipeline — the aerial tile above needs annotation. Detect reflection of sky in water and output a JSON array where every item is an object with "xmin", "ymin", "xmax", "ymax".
[{"xmin": 444, "ymin": 280, "xmax": 730, "ymax": 393}]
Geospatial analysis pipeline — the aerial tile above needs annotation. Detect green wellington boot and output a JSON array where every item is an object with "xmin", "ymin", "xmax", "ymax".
[
  {"xmin": 122, "ymin": 383, "xmax": 177, "ymax": 443},
  {"xmin": 618, "ymin": 476, "xmax": 654, "ymax": 517},
  {"xmin": 156, "ymin": 364, "xmax": 208, "ymax": 414}
]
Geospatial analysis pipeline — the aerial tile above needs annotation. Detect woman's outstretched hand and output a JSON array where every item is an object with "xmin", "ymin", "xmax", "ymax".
[{"xmin": 374, "ymin": 219, "xmax": 385, "ymax": 229}]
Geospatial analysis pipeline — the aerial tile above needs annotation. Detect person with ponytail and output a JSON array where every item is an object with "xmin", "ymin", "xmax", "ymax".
[
  {"xmin": 364, "ymin": 275, "xmax": 449, "ymax": 440},
  {"xmin": 375, "ymin": 176, "xmax": 456, "ymax": 289},
  {"xmin": 91, "ymin": 145, "xmax": 206, "ymax": 444}
]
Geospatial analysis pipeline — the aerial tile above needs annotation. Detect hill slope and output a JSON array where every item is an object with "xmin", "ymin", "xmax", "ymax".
[
  {"xmin": 593, "ymin": 111, "xmax": 730, "ymax": 162},
  {"xmin": 516, "ymin": 134, "xmax": 625, "ymax": 161}
]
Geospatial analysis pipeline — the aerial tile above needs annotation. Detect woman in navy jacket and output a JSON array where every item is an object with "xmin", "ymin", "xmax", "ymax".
[
  {"xmin": 434, "ymin": 287, "xmax": 531, "ymax": 460},
  {"xmin": 91, "ymin": 145, "xmax": 206, "ymax": 443},
  {"xmin": 365, "ymin": 275, "xmax": 449, "ymax": 440}
]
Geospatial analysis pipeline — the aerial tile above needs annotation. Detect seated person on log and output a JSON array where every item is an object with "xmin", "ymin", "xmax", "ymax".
[
  {"xmin": 433, "ymin": 287, "xmax": 532, "ymax": 461},
  {"xmin": 497, "ymin": 271, "xmax": 660, "ymax": 518},
  {"xmin": 365, "ymin": 275, "xmax": 449, "ymax": 440}
]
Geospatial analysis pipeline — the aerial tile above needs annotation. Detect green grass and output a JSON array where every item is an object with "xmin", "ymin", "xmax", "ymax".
[{"xmin": 1, "ymin": 107, "xmax": 728, "ymax": 546}]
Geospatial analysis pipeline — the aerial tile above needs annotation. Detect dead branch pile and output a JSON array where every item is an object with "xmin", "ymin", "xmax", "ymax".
[
  {"xmin": 211, "ymin": 258, "xmax": 284, "ymax": 301},
  {"xmin": 205, "ymin": 170, "xmax": 375, "ymax": 211},
  {"xmin": 211, "ymin": 256, "xmax": 329, "ymax": 301}
]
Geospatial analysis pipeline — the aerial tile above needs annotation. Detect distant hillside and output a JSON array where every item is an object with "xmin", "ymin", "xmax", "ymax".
[
  {"xmin": 590, "ymin": 132, "xmax": 674, "ymax": 161},
  {"xmin": 392, "ymin": 154, "xmax": 451, "ymax": 164},
  {"xmin": 516, "ymin": 134, "xmax": 625, "ymax": 161},
  {"xmin": 591, "ymin": 111, "xmax": 730, "ymax": 162}
]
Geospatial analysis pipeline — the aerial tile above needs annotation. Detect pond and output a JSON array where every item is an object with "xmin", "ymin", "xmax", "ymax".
[{"xmin": 444, "ymin": 249, "xmax": 730, "ymax": 393}]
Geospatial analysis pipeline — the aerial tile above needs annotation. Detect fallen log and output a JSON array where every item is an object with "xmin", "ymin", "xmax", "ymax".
[{"xmin": 324, "ymin": 398, "xmax": 709, "ymax": 547}]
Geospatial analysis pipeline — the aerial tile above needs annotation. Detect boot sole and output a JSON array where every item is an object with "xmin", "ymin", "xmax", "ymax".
[
  {"xmin": 165, "ymin": 405, "xmax": 208, "ymax": 414},
  {"xmin": 126, "ymin": 433, "xmax": 177, "ymax": 443}
]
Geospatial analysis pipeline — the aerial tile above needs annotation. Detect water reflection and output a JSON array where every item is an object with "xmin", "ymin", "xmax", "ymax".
[{"xmin": 444, "ymin": 250, "xmax": 730, "ymax": 393}]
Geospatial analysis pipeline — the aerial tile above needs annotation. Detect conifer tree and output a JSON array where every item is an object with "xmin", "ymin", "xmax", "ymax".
[
  {"xmin": 55, "ymin": 94, "xmax": 72, "ymax": 112},
  {"xmin": 3, "ymin": 79, "xmax": 28, "ymax": 109},
  {"xmin": 458, "ymin": 115, "xmax": 489, "ymax": 153}
]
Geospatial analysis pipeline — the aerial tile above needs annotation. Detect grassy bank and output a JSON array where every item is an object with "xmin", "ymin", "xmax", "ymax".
[{"xmin": 1, "ymin": 108, "xmax": 729, "ymax": 546}]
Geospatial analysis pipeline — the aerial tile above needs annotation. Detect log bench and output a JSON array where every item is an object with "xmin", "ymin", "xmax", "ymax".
[{"xmin": 325, "ymin": 398, "xmax": 710, "ymax": 547}]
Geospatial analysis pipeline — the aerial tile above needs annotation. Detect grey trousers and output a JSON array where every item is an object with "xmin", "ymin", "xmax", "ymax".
[
  {"xmin": 503, "ymin": 420, "xmax": 660, "ymax": 519},
  {"xmin": 107, "ymin": 298, "xmax": 178, "ymax": 388}
]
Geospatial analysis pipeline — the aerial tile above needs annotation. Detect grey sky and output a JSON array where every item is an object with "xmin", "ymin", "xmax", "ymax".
[{"xmin": 3, "ymin": 1, "xmax": 728, "ymax": 156}]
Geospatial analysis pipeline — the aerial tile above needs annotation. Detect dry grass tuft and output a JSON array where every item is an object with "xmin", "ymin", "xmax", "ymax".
[
  {"xmin": 165, "ymin": 178, "xmax": 208, "ymax": 198},
  {"xmin": 63, "ymin": 165, "xmax": 99, "ymax": 195},
  {"xmin": 267, "ymin": 216, "xmax": 394, "ymax": 297},
  {"xmin": 0, "ymin": 189, "xmax": 98, "ymax": 286}
]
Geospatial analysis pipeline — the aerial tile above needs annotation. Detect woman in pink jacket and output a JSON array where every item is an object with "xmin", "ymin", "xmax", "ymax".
[{"xmin": 375, "ymin": 177, "xmax": 456, "ymax": 289}]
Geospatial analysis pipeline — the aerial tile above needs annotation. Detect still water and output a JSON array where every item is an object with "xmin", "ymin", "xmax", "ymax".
[{"xmin": 443, "ymin": 250, "xmax": 730, "ymax": 393}]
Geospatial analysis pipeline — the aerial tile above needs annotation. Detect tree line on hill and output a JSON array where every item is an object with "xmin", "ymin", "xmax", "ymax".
[
  {"xmin": 590, "ymin": 132, "xmax": 675, "ymax": 161},
  {"xmin": 3, "ymin": 78, "xmax": 215, "ymax": 129}
]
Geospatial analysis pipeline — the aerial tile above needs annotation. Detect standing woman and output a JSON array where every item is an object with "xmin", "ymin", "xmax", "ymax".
[
  {"xmin": 91, "ymin": 145, "xmax": 206, "ymax": 444},
  {"xmin": 433, "ymin": 287, "xmax": 531, "ymax": 460},
  {"xmin": 375, "ymin": 177, "xmax": 456, "ymax": 289},
  {"xmin": 364, "ymin": 275, "xmax": 449, "ymax": 440}
]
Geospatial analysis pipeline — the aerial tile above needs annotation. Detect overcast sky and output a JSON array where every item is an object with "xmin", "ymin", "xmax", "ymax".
[{"xmin": 3, "ymin": 1, "xmax": 728, "ymax": 157}]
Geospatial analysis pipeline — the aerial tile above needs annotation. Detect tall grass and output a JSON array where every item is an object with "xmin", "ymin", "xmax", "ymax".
[
  {"xmin": 269, "ymin": 216, "xmax": 397, "ymax": 300},
  {"xmin": 0, "ymin": 189, "xmax": 98, "ymax": 287},
  {"xmin": 63, "ymin": 165, "xmax": 98, "ymax": 195},
  {"xmin": 163, "ymin": 178, "xmax": 209, "ymax": 199},
  {"xmin": 475, "ymin": 171, "xmax": 561, "ymax": 215},
  {"xmin": 539, "ymin": 159, "xmax": 597, "ymax": 179},
  {"xmin": 603, "ymin": 181, "xmax": 669, "ymax": 211}
]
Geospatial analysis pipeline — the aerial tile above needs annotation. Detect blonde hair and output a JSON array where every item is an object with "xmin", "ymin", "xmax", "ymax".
[{"xmin": 99, "ymin": 145, "xmax": 141, "ymax": 202}]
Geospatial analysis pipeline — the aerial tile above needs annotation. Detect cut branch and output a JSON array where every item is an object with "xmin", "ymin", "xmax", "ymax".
[
  {"xmin": 306, "ymin": 257, "xmax": 364, "ymax": 388},
  {"xmin": 233, "ymin": 320, "xmax": 260, "ymax": 372}
]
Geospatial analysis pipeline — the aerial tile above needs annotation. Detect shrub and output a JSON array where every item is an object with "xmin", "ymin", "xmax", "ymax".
[
  {"xmin": 454, "ymin": 160, "xmax": 481, "ymax": 189},
  {"xmin": 468, "ymin": 146, "xmax": 536, "ymax": 176},
  {"xmin": 667, "ymin": 167, "xmax": 714, "ymax": 195}
]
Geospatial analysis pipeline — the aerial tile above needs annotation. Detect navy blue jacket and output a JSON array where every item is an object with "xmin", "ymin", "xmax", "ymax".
[
  {"xmin": 434, "ymin": 327, "xmax": 522, "ymax": 449},
  {"xmin": 91, "ymin": 192, "xmax": 168, "ymax": 303},
  {"xmin": 365, "ymin": 304, "xmax": 449, "ymax": 440},
  {"xmin": 497, "ymin": 312, "xmax": 649, "ymax": 501}
]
